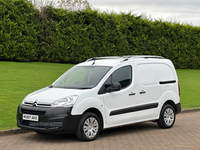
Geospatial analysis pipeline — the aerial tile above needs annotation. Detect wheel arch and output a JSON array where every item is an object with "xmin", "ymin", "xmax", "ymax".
[
  {"xmin": 163, "ymin": 100, "xmax": 177, "ymax": 113},
  {"xmin": 84, "ymin": 108, "xmax": 104, "ymax": 130}
]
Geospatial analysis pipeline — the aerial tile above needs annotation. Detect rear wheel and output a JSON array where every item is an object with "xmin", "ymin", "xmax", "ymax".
[
  {"xmin": 76, "ymin": 112, "xmax": 101, "ymax": 141},
  {"xmin": 157, "ymin": 104, "xmax": 176, "ymax": 128}
]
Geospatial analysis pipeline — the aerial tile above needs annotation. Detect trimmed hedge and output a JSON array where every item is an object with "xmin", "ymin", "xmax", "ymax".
[
  {"xmin": 0, "ymin": 0, "xmax": 40, "ymax": 61},
  {"xmin": 0, "ymin": 0, "xmax": 200, "ymax": 68}
]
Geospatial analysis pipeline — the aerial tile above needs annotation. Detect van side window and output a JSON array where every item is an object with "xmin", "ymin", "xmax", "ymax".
[
  {"xmin": 105, "ymin": 66, "xmax": 132, "ymax": 90},
  {"xmin": 138, "ymin": 64, "xmax": 158, "ymax": 86},
  {"xmin": 104, "ymin": 76, "xmax": 112, "ymax": 90},
  {"xmin": 156, "ymin": 64, "xmax": 175, "ymax": 82}
]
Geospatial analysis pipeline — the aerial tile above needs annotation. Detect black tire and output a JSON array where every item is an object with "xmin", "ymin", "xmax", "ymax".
[
  {"xmin": 157, "ymin": 104, "xmax": 176, "ymax": 129},
  {"xmin": 76, "ymin": 112, "xmax": 101, "ymax": 141}
]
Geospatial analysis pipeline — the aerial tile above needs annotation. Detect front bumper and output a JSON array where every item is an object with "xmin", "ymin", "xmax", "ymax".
[{"xmin": 17, "ymin": 104, "xmax": 81, "ymax": 134}]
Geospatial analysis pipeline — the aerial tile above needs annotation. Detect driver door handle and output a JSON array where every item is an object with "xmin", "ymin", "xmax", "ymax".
[{"xmin": 129, "ymin": 92, "xmax": 136, "ymax": 96}]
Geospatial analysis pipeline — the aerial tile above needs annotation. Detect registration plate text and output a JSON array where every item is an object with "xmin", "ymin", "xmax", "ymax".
[{"xmin": 23, "ymin": 114, "xmax": 39, "ymax": 122}]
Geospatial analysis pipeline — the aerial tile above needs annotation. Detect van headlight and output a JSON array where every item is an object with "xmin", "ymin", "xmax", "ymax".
[{"xmin": 51, "ymin": 95, "xmax": 78, "ymax": 107}]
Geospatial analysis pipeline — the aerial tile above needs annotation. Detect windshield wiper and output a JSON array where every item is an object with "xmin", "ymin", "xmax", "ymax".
[
  {"xmin": 77, "ymin": 87, "xmax": 92, "ymax": 89},
  {"xmin": 50, "ymin": 86, "xmax": 92, "ymax": 89}
]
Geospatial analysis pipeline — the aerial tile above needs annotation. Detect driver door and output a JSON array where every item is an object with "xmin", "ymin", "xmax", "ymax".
[{"xmin": 102, "ymin": 65, "xmax": 137, "ymax": 126}]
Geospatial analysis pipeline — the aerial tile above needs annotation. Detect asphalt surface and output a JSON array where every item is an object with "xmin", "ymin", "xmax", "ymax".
[{"xmin": 0, "ymin": 111, "xmax": 200, "ymax": 150}]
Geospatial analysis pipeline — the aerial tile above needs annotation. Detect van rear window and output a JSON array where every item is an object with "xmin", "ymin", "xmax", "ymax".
[
  {"xmin": 156, "ymin": 64, "xmax": 175, "ymax": 82},
  {"xmin": 138, "ymin": 64, "xmax": 158, "ymax": 86}
]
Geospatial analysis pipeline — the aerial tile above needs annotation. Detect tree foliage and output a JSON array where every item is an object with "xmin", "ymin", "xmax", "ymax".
[
  {"xmin": 56, "ymin": 0, "xmax": 91, "ymax": 11},
  {"xmin": 30, "ymin": 0, "xmax": 91, "ymax": 11},
  {"xmin": 0, "ymin": 0, "xmax": 200, "ymax": 68}
]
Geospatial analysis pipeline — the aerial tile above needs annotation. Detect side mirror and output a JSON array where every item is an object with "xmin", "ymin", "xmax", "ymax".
[{"xmin": 107, "ymin": 82, "xmax": 121, "ymax": 92}]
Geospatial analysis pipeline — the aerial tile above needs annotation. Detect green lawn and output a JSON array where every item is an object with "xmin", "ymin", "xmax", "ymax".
[
  {"xmin": 0, "ymin": 61, "xmax": 199, "ymax": 130},
  {"xmin": 0, "ymin": 61, "xmax": 74, "ymax": 130},
  {"xmin": 176, "ymin": 69, "xmax": 200, "ymax": 109}
]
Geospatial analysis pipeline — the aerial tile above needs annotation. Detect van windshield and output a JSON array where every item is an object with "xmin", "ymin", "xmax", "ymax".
[{"xmin": 53, "ymin": 66, "xmax": 111, "ymax": 89}]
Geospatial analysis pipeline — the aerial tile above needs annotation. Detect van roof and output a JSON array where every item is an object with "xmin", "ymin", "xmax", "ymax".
[
  {"xmin": 77, "ymin": 55, "xmax": 168, "ymax": 67},
  {"xmin": 86, "ymin": 55, "xmax": 164, "ymax": 61}
]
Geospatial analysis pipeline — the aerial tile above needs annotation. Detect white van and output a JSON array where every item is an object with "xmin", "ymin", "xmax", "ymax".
[{"xmin": 17, "ymin": 56, "xmax": 181, "ymax": 141}]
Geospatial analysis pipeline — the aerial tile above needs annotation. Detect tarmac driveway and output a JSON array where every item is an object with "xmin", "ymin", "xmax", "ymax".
[{"xmin": 0, "ymin": 111, "xmax": 200, "ymax": 150}]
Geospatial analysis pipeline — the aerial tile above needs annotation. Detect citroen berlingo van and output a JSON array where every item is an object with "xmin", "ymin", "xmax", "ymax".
[{"xmin": 17, "ymin": 56, "xmax": 181, "ymax": 141}]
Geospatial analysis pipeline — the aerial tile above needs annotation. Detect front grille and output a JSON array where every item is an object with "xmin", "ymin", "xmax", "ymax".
[
  {"xmin": 21, "ymin": 108, "xmax": 46, "ymax": 115},
  {"xmin": 21, "ymin": 120, "xmax": 30, "ymax": 126},
  {"xmin": 25, "ymin": 102, "xmax": 51, "ymax": 107}
]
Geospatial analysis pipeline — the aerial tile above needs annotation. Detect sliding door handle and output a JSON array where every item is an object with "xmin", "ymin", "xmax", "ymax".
[{"xmin": 140, "ymin": 90, "xmax": 146, "ymax": 94}]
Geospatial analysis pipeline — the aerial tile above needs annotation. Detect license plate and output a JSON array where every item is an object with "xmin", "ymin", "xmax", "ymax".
[{"xmin": 23, "ymin": 114, "xmax": 39, "ymax": 122}]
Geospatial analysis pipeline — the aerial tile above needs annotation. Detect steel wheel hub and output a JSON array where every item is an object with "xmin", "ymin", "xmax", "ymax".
[
  {"xmin": 83, "ymin": 117, "xmax": 99, "ymax": 138},
  {"xmin": 164, "ymin": 108, "xmax": 174, "ymax": 126}
]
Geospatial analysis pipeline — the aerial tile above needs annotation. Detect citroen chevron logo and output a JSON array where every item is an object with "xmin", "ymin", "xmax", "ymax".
[{"xmin": 33, "ymin": 100, "xmax": 38, "ymax": 106}]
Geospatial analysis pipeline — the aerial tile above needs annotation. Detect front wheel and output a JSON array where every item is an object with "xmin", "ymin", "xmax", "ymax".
[
  {"xmin": 157, "ymin": 104, "xmax": 176, "ymax": 129},
  {"xmin": 76, "ymin": 112, "xmax": 101, "ymax": 141}
]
